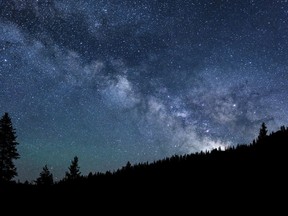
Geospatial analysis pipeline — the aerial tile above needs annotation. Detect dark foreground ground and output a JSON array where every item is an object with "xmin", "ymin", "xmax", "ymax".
[{"xmin": 1, "ymin": 128, "xmax": 287, "ymax": 208}]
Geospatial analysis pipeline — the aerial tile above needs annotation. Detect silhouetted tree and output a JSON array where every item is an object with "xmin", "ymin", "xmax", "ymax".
[
  {"xmin": 88, "ymin": 172, "xmax": 93, "ymax": 178},
  {"xmin": 24, "ymin": 180, "xmax": 30, "ymax": 185},
  {"xmin": 280, "ymin": 126, "xmax": 286, "ymax": 132},
  {"xmin": 36, "ymin": 165, "xmax": 54, "ymax": 186},
  {"xmin": 0, "ymin": 113, "xmax": 19, "ymax": 182},
  {"xmin": 126, "ymin": 161, "xmax": 131, "ymax": 169},
  {"xmin": 257, "ymin": 122, "xmax": 268, "ymax": 143},
  {"xmin": 65, "ymin": 156, "xmax": 81, "ymax": 181}
]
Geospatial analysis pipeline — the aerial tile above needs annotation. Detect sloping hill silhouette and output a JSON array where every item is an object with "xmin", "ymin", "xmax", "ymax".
[{"xmin": 2, "ymin": 125, "xmax": 287, "ymax": 198}]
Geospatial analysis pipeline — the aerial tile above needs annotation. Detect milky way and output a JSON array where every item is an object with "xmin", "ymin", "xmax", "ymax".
[{"xmin": 1, "ymin": 0, "xmax": 288, "ymax": 181}]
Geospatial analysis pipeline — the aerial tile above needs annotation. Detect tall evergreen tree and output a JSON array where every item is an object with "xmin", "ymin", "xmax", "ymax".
[
  {"xmin": 35, "ymin": 165, "xmax": 54, "ymax": 186},
  {"xmin": 0, "ymin": 113, "xmax": 20, "ymax": 182},
  {"xmin": 257, "ymin": 122, "xmax": 268, "ymax": 143},
  {"xmin": 65, "ymin": 156, "xmax": 81, "ymax": 181}
]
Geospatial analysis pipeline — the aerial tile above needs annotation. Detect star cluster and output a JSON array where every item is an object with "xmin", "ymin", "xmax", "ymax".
[{"xmin": 1, "ymin": 0, "xmax": 288, "ymax": 181}]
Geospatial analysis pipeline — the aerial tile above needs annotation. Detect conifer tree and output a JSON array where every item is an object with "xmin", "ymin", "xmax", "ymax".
[
  {"xmin": 65, "ymin": 156, "xmax": 81, "ymax": 181},
  {"xmin": 257, "ymin": 122, "xmax": 268, "ymax": 143},
  {"xmin": 36, "ymin": 165, "xmax": 54, "ymax": 186},
  {"xmin": 0, "ymin": 113, "xmax": 20, "ymax": 182}
]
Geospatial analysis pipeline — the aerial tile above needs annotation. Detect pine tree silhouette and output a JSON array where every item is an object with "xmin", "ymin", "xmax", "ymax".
[
  {"xmin": 280, "ymin": 125, "xmax": 286, "ymax": 132},
  {"xmin": 0, "ymin": 113, "xmax": 20, "ymax": 182},
  {"xmin": 257, "ymin": 122, "xmax": 268, "ymax": 143},
  {"xmin": 126, "ymin": 161, "xmax": 131, "ymax": 169},
  {"xmin": 65, "ymin": 156, "xmax": 81, "ymax": 181},
  {"xmin": 36, "ymin": 165, "xmax": 54, "ymax": 186}
]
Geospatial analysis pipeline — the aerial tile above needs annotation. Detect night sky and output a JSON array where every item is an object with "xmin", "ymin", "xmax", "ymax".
[{"xmin": 1, "ymin": 0, "xmax": 288, "ymax": 181}]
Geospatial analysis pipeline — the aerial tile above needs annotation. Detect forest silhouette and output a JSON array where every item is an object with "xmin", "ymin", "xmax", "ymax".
[{"xmin": 0, "ymin": 112, "xmax": 287, "ymax": 196}]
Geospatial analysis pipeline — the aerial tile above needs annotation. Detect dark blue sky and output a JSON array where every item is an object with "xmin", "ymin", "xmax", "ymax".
[{"xmin": 1, "ymin": 0, "xmax": 288, "ymax": 181}]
